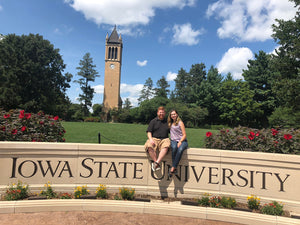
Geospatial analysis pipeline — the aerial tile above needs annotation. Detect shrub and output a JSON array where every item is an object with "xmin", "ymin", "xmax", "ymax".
[
  {"xmin": 0, "ymin": 109, "xmax": 66, "ymax": 142},
  {"xmin": 60, "ymin": 193, "xmax": 72, "ymax": 199},
  {"xmin": 74, "ymin": 185, "xmax": 89, "ymax": 199},
  {"xmin": 247, "ymin": 195, "xmax": 260, "ymax": 210},
  {"xmin": 95, "ymin": 184, "xmax": 108, "ymax": 199},
  {"xmin": 205, "ymin": 126, "xmax": 300, "ymax": 154},
  {"xmin": 261, "ymin": 201, "xmax": 284, "ymax": 216},
  {"xmin": 209, "ymin": 196, "xmax": 222, "ymax": 208},
  {"xmin": 40, "ymin": 181, "xmax": 57, "ymax": 199},
  {"xmin": 198, "ymin": 193, "xmax": 211, "ymax": 207},
  {"xmin": 119, "ymin": 187, "xmax": 135, "ymax": 200},
  {"xmin": 220, "ymin": 196, "xmax": 236, "ymax": 209},
  {"xmin": 5, "ymin": 181, "xmax": 29, "ymax": 201}
]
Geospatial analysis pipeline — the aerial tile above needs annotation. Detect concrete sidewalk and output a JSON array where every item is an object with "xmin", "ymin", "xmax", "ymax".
[{"xmin": 0, "ymin": 211, "xmax": 242, "ymax": 225}]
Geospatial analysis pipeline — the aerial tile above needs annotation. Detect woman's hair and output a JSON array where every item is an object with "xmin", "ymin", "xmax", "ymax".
[{"xmin": 168, "ymin": 109, "xmax": 181, "ymax": 127}]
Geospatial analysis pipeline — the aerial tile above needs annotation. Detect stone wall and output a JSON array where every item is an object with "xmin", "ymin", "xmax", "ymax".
[{"xmin": 0, "ymin": 142, "xmax": 299, "ymax": 213}]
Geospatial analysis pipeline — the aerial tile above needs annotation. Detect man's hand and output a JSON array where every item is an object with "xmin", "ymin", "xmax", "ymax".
[{"xmin": 150, "ymin": 138, "xmax": 155, "ymax": 147}]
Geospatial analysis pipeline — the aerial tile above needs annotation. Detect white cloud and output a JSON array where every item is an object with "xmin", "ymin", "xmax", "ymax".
[
  {"xmin": 65, "ymin": 0, "xmax": 195, "ymax": 29},
  {"xmin": 172, "ymin": 23, "xmax": 204, "ymax": 46},
  {"xmin": 166, "ymin": 71, "xmax": 177, "ymax": 81},
  {"xmin": 92, "ymin": 84, "xmax": 104, "ymax": 94},
  {"xmin": 137, "ymin": 60, "xmax": 148, "ymax": 67},
  {"xmin": 0, "ymin": 5, "xmax": 3, "ymax": 11},
  {"xmin": 206, "ymin": 0, "xmax": 297, "ymax": 42},
  {"xmin": 217, "ymin": 47, "xmax": 254, "ymax": 79},
  {"xmin": 120, "ymin": 83, "xmax": 143, "ymax": 106}
]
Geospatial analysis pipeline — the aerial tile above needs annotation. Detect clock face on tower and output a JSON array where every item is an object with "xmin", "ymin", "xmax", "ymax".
[{"xmin": 110, "ymin": 64, "xmax": 115, "ymax": 69}]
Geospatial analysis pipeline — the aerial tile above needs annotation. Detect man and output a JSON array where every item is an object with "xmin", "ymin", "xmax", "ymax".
[{"xmin": 144, "ymin": 106, "xmax": 170, "ymax": 171}]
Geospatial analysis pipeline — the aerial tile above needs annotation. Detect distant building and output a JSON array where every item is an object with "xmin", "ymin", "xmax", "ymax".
[{"xmin": 103, "ymin": 26, "xmax": 123, "ymax": 112}]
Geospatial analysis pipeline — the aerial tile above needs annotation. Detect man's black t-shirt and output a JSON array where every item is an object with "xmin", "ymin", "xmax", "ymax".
[{"xmin": 146, "ymin": 117, "xmax": 169, "ymax": 139}]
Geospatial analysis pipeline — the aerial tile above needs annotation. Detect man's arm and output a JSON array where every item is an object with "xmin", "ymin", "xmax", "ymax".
[{"xmin": 147, "ymin": 132, "xmax": 155, "ymax": 147}]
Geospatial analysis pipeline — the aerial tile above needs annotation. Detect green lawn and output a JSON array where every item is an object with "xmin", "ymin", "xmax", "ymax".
[{"xmin": 62, "ymin": 122, "xmax": 215, "ymax": 148}]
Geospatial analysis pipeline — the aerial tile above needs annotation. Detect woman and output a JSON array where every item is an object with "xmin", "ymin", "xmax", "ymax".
[{"xmin": 167, "ymin": 109, "xmax": 188, "ymax": 177}]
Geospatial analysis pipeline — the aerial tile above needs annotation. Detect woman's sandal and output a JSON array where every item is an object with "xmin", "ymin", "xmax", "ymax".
[{"xmin": 168, "ymin": 168, "xmax": 177, "ymax": 178}]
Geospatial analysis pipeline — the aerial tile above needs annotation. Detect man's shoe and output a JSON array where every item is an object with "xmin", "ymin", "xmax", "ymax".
[
  {"xmin": 151, "ymin": 162, "xmax": 156, "ymax": 172},
  {"xmin": 154, "ymin": 162, "xmax": 161, "ymax": 171}
]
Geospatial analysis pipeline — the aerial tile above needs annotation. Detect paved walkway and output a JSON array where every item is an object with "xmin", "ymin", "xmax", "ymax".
[{"xmin": 0, "ymin": 211, "xmax": 242, "ymax": 225}]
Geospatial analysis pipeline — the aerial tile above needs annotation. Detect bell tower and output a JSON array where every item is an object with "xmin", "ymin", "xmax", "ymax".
[{"xmin": 103, "ymin": 26, "xmax": 123, "ymax": 111}]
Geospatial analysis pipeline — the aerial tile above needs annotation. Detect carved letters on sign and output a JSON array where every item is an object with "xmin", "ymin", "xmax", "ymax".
[{"xmin": 10, "ymin": 157, "xmax": 290, "ymax": 192}]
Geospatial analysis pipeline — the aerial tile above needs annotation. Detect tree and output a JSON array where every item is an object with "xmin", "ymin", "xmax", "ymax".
[
  {"xmin": 189, "ymin": 63, "xmax": 207, "ymax": 103},
  {"xmin": 92, "ymin": 104, "xmax": 103, "ymax": 117},
  {"xmin": 123, "ymin": 98, "xmax": 132, "ymax": 109},
  {"xmin": 138, "ymin": 77, "xmax": 154, "ymax": 104},
  {"xmin": 242, "ymin": 51, "xmax": 276, "ymax": 127},
  {"xmin": 219, "ymin": 80, "xmax": 263, "ymax": 127},
  {"xmin": 196, "ymin": 66, "xmax": 223, "ymax": 124},
  {"xmin": 174, "ymin": 68, "xmax": 191, "ymax": 103},
  {"xmin": 0, "ymin": 33, "xmax": 72, "ymax": 116},
  {"xmin": 74, "ymin": 53, "xmax": 99, "ymax": 116},
  {"xmin": 270, "ymin": 0, "xmax": 300, "ymax": 127},
  {"xmin": 155, "ymin": 76, "xmax": 170, "ymax": 98}
]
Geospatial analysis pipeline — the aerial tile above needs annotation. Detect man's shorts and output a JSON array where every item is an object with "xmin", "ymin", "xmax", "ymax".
[{"xmin": 144, "ymin": 138, "xmax": 170, "ymax": 152}]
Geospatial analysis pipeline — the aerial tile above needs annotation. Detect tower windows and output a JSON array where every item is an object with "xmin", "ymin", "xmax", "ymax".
[{"xmin": 108, "ymin": 47, "xmax": 118, "ymax": 60}]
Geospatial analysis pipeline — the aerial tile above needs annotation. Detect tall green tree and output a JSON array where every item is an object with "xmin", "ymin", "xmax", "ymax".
[
  {"xmin": 271, "ymin": 0, "xmax": 300, "ymax": 110},
  {"xmin": 242, "ymin": 51, "xmax": 276, "ymax": 127},
  {"xmin": 74, "ymin": 53, "xmax": 99, "ymax": 117},
  {"xmin": 189, "ymin": 63, "xmax": 207, "ymax": 103},
  {"xmin": 138, "ymin": 77, "xmax": 154, "ymax": 104},
  {"xmin": 270, "ymin": 0, "xmax": 300, "ymax": 127},
  {"xmin": 174, "ymin": 68, "xmax": 191, "ymax": 103},
  {"xmin": 155, "ymin": 76, "xmax": 170, "ymax": 98},
  {"xmin": 197, "ymin": 66, "xmax": 223, "ymax": 124},
  {"xmin": 219, "ymin": 80, "xmax": 263, "ymax": 127},
  {"xmin": 0, "ymin": 33, "xmax": 72, "ymax": 116}
]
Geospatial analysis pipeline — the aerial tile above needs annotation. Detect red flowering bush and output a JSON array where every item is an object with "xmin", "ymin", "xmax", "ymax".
[
  {"xmin": 0, "ymin": 109, "xmax": 66, "ymax": 142},
  {"xmin": 205, "ymin": 126, "xmax": 299, "ymax": 154}
]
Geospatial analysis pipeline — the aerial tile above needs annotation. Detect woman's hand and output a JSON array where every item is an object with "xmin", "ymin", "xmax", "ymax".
[{"xmin": 177, "ymin": 141, "xmax": 182, "ymax": 148}]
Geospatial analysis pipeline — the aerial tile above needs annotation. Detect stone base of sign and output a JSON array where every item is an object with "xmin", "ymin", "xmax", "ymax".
[
  {"xmin": 0, "ymin": 142, "xmax": 300, "ymax": 215},
  {"xmin": 0, "ymin": 199, "xmax": 299, "ymax": 225}
]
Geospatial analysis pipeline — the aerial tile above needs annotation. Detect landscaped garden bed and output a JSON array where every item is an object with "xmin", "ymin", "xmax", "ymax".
[{"xmin": 0, "ymin": 181, "xmax": 293, "ymax": 219}]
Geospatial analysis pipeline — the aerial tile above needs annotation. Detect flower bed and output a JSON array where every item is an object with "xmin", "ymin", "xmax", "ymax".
[
  {"xmin": 0, "ymin": 109, "xmax": 65, "ymax": 142},
  {"xmin": 0, "ymin": 181, "xmax": 292, "ymax": 218},
  {"xmin": 205, "ymin": 126, "xmax": 300, "ymax": 154}
]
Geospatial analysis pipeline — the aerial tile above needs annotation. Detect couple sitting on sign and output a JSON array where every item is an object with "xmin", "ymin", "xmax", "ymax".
[{"xmin": 144, "ymin": 106, "xmax": 188, "ymax": 178}]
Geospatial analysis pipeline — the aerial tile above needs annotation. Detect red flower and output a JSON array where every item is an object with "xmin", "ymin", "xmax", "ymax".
[
  {"xmin": 54, "ymin": 116, "xmax": 59, "ymax": 121},
  {"xmin": 271, "ymin": 129, "xmax": 278, "ymax": 136},
  {"xmin": 284, "ymin": 134, "xmax": 292, "ymax": 140},
  {"xmin": 39, "ymin": 121, "xmax": 44, "ymax": 125},
  {"xmin": 11, "ymin": 129, "xmax": 18, "ymax": 135},
  {"xmin": 248, "ymin": 131, "xmax": 255, "ymax": 140},
  {"xmin": 255, "ymin": 132, "xmax": 259, "ymax": 137},
  {"xmin": 25, "ymin": 113, "xmax": 31, "ymax": 119},
  {"xmin": 21, "ymin": 126, "xmax": 27, "ymax": 132},
  {"xmin": 206, "ymin": 132, "xmax": 212, "ymax": 137},
  {"xmin": 243, "ymin": 136, "xmax": 247, "ymax": 139},
  {"xmin": 4, "ymin": 114, "xmax": 10, "ymax": 119},
  {"xmin": 19, "ymin": 110, "xmax": 25, "ymax": 119},
  {"xmin": 1, "ymin": 126, "xmax": 5, "ymax": 131}
]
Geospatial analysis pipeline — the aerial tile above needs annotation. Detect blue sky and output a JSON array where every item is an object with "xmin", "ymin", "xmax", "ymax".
[{"xmin": 0, "ymin": 0, "xmax": 297, "ymax": 107}]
